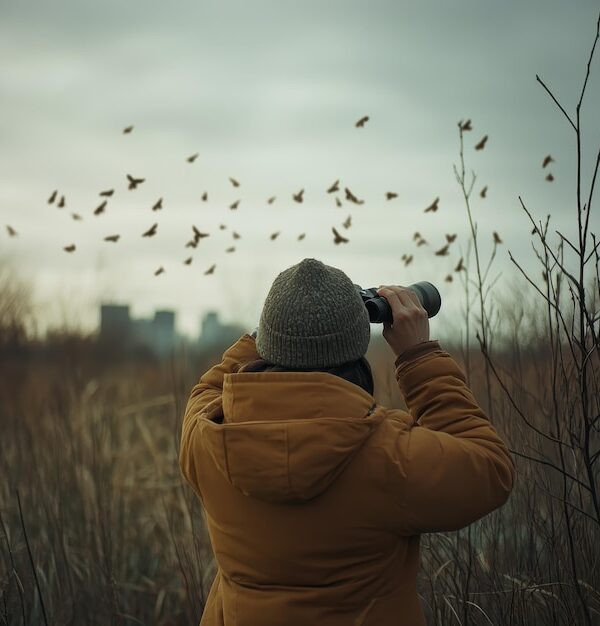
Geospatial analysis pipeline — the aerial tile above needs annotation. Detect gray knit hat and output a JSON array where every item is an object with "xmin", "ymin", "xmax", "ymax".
[{"xmin": 255, "ymin": 258, "xmax": 371, "ymax": 368}]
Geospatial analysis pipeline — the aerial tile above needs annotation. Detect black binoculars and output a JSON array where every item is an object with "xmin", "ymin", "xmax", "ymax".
[{"xmin": 354, "ymin": 282, "xmax": 441, "ymax": 323}]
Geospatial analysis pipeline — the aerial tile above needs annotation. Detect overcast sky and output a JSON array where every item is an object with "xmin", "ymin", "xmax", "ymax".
[{"xmin": 1, "ymin": 0, "xmax": 599, "ymax": 345}]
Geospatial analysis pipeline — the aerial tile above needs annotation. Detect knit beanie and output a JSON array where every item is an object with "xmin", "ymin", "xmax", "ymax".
[{"xmin": 256, "ymin": 258, "xmax": 371, "ymax": 368}]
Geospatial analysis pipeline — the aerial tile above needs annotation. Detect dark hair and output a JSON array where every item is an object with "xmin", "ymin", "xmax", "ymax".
[{"xmin": 238, "ymin": 356, "xmax": 374, "ymax": 396}]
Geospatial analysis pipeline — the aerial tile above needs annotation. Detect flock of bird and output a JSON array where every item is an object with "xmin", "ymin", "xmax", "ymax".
[{"xmin": 4, "ymin": 115, "xmax": 555, "ymax": 283}]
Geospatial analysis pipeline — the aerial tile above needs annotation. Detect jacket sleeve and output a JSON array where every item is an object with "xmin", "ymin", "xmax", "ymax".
[
  {"xmin": 387, "ymin": 344, "xmax": 516, "ymax": 535},
  {"xmin": 179, "ymin": 333, "xmax": 260, "ymax": 488}
]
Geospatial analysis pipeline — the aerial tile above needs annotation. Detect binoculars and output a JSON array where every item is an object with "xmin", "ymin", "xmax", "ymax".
[{"xmin": 355, "ymin": 282, "xmax": 441, "ymax": 323}]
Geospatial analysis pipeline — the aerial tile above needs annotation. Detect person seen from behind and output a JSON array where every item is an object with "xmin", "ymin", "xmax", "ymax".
[{"xmin": 179, "ymin": 257, "xmax": 516, "ymax": 626}]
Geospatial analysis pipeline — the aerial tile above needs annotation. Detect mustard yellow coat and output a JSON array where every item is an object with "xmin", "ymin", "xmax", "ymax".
[{"xmin": 179, "ymin": 334, "xmax": 515, "ymax": 626}]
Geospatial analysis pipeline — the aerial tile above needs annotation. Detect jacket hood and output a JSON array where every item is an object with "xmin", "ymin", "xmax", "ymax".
[{"xmin": 196, "ymin": 371, "xmax": 386, "ymax": 503}]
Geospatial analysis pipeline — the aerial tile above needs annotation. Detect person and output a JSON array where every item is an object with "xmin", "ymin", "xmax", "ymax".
[{"xmin": 179, "ymin": 257, "xmax": 515, "ymax": 626}]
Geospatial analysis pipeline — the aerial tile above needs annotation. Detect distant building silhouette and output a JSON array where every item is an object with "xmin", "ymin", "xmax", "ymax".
[{"xmin": 198, "ymin": 311, "xmax": 246, "ymax": 352}]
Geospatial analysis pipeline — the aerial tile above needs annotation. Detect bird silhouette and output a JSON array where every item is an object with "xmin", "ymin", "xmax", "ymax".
[
  {"xmin": 434, "ymin": 243, "xmax": 450, "ymax": 256},
  {"xmin": 297, "ymin": 233, "xmax": 305, "ymax": 241},
  {"xmin": 154, "ymin": 266, "xmax": 164, "ymax": 276},
  {"xmin": 192, "ymin": 226, "xmax": 210, "ymax": 241},
  {"xmin": 185, "ymin": 239, "xmax": 198, "ymax": 249},
  {"xmin": 267, "ymin": 196, "xmax": 276, "ymax": 204},
  {"xmin": 413, "ymin": 232, "xmax": 421, "ymax": 241},
  {"xmin": 230, "ymin": 199, "xmax": 240, "ymax": 210},
  {"xmin": 104, "ymin": 235, "xmax": 120, "ymax": 242},
  {"xmin": 474, "ymin": 135, "xmax": 488, "ymax": 151},
  {"xmin": 64, "ymin": 244, "xmax": 76, "ymax": 252},
  {"xmin": 445, "ymin": 233, "xmax": 457, "ymax": 243},
  {"xmin": 293, "ymin": 189, "xmax": 304, "ymax": 203},
  {"xmin": 327, "ymin": 180, "xmax": 340, "ymax": 193},
  {"xmin": 355, "ymin": 115, "xmax": 369, "ymax": 128},
  {"xmin": 335, "ymin": 197, "xmax": 342, "ymax": 207},
  {"xmin": 493, "ymin": 231, "xmax": 503, "ymax": 244},
  {"xmin": 204, "ymin": 264, "xmax": 216, "ymax": 275},
  {"xmin": 345, "ymin": 187, "xmax": 364, "ymax": 205},
  {"xmin": 424, "ymin": 197, "xmax": 439, "ymax": 213},
  {"xmin": 416, "ymin": 238, "xmax": 428, "ymax": 247},
  {"xmin": 219, "ymin": 224, "xmax": 227, "ymax": 230},
  {"xmin": 202, "ymin": 191, "xmax": 208, "ymax": 202},
  {"xmin": 123, "ymin": 125, "xmax": 134, "ymax": 134},
  {"xmin": 270, "ymin": 231, "xmax": 280, "ymax": 240},
  {"xmin": 401, "ymin": 254, "xmax": 413, "ymax": 267},
  {"xmin": 142, "ymin": 223, "xmax": 158, "ymax": 237},
  {"xmin": 546, "ymin": 173, "xmax": 554, "ymax": 182},
  {"xmin": 332, "ymin": 226, "xmax": 349, "ymax": 244},
  {"xmin": 454, "ymin": 257, "xmax": 465, "ymax": 272},
  {"xmin": 99, "ymin": 189, "xmax": 114, "ymax": 197},
  {"xmin": 542, "ymin": 155, "xmax": 554, "ymax": 168},
  {"xmin": 459, "ymin": 119, "xmax": 472, "ymax": 131},
  {"xmin": 152, "ymin": 198, "xmax": 163, "ymax": 211},
  {"xmin": 71, "ymin": 213, "xmax": 82, "ymax": 221},
  {"xmin": 48, "ymin": 190, "xmax": 57, "ymax": 204},
  {"xmin": 225, "ymin": 246, "xmax": 236, "ymax": 253},
  {"xmin": 58, "ymin": 195, "xmax": 65, "ymax": 208},
  {"xmin": 343, "ymin": 215, "xmax": 352, "ymax": 229},
  {"xmin": 232, "ymin": 231, "xmax": 241, "ymax": 240},
  {"xmin": 187, "ymin": 153, "xmax": 199, "ymax": 163},
  {"xmin": 127, "ymin": 174, "xmax": 145, "ymax": 190},
  {"xmin": 386, "ymin": 192, "xmax": 398, "ymax": 200},
  {"xmin": 480, "ymin": 185, "xmax": 488, "ymax": 198},
  {"xmin": 6, "ymin": 225, "xmax": 17, "ymax": 237},
  {"xmin": 229, "ymin": 177, "xmax": 240, "ymax": 187},
  {"xmin": 445, "ymin": 274, "xmax": 453, "ymax": 283},
  {"xmin": 94, "ymin": 201, "xmax": 107, "ymax": 216},
  {"xmin": 184, "ymin": 257, "xmax": 193, "ymax": 265}
]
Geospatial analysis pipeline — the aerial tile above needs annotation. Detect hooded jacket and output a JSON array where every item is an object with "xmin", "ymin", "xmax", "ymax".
[{"xmin": 179, "ymin": 334, "xmax": 515, "ymax": 626}]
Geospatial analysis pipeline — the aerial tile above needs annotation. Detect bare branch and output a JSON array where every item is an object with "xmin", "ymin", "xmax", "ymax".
[{"xmin": 536, "ymin": 74, "xmax": 577, "ymax": 132}]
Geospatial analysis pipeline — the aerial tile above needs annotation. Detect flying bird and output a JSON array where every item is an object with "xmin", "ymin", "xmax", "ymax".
[
  {"xmin": 343, "ymin": 215, "xmax": 352, "ymax": 229},
  {"xmin": 327, "ymin": 180, "xmax": 340, "ymax": 193},
  {"xmin": 480, "ymin": 185, "xmax": 488, "ymax": 198},
  {"xmin": 99, "ymin": 189, "xmax": 114, "ymax": 197},
  {"xmin": 6, "ymin": 225, "xmax": 17, "ymax": 237},
  {"xmin": 204, "ymin": 264, "xmax": 216, "ymax": 275},
  {"xmin": 219, "ymin": 224, "xmax": 227, "ymax": 230},
  {"xmin": 445, "ymin": 274, "xmax": 453, "ymax": 283},
  {"xmin": 201, "ymin": 191, "xmax": 208, "ymax": 202},
  {"xmin": 332, "ymin": 226, "xmax": 349, "ymax": 244},
  {"xmin": 48, "ymin": 190, "xmax": 57, "ymax": 204},
  {"xmin": 335, "ymin": 197, "xmax": 342, "ymax": 208},
  {"xmin": 297, "ymin": 233, "xmax": 305, "ymax": 241},
  {"xmin": 424, "ymin": 197, "xmax": 439, "ymax": 213},
  {"xmin": 64, "ymin": 244, "xmax": 76, "ymax": 252},
  {"xmin": 386, "ymin": 192, "xmax": 398, "ymax": 200},
  {"xmin": 184, "ymin": 257, "xmax": 193, "ymax": 265},
  {"xmin": 355, "ymin": 115, "xmax": 369, "ymax": 128},
  {"xmin": 152, "ymin": 198, "xmax": 163, "ymax": 211},
  {"xmin": 229, "ymin": 177, "xmax": 240, "ymax": 187},
  {"xmin": 229, "ymin": 199, "xmax": 240, "ymax": 210},
  {"xmin": 445, "ymin": 233, "xmax": 457, "ymax": 243},
  {"xmin": 104, "ymin": 234, "xmax": 120, "ymax": 242},
  {"xmin": 345, "ymin": 187, "xmax": 364, "ymax": 205},
  {"xmin": 185, "ymin": 239, "xmax": 198, "ymax": 248},
  {"xmin": 71, "ymin": 213, "xmax": 82, "ymax": 221},
  {"xmin": 142, "ymin": 223, "xmax": 158, "ymax": 237},
  {"xmin": 293, "ymin": 189, "xmax": 304, "ymax": 203},
  {"xmin": 454, "ymin": 257, "xmax": 465, "ymax": 272},
  {"xmin": 401, "ymin": 254, "xmax": 413, "ymax": 267},
  {"xmin": 416, "ymin": 238, "xmax": 428, "ymax": 247},
  {"xmin": 127, "ymin": 174, "xmax": 145, "ymax": 190},
  {"xmin": 94, "ymin": 201, "xmax": 107, "ymax": 216},
  {"xmin": 154, "ymin": 266, "xmax": 164, "ymax": 276},
  {"xmin": 123, "ymin": 125, "xmax": 134, "ymax": 134},
  {"xmin": 225, "ymin": 246, "xmax": 236, "ymax": 253},
  {"xmin": 546, "ymin": 173, "xmax": 554, "ymax": 182},
  {"xmin": 58, "ymin": 195, "xmax": 66, "ymax": 208},
  {"xmin": 192, "ymin": 226, "xmax": 209, "ymax": 241},
  {"xmin": 542, "ymin": 155, "xmax": 554, "ymax": 168},
  {"xmin": 267, "ymin": 196, "xmax": 276, "ymax": 204},
  {"xmin": 459, "ymin": 119, "xmax": 472, "ymax": 131},
  {"xmin": 232, "ymin": 231, "xmax": 241, "ymax": 240},
  {"xmin": 413, "ymin": 232, "xmax": 421, "ymax": 241},
  {"xmin": 474, "ymin": 135, "xmax": 488, "ymax": 151},
  {"xmin": 187, "ymin": 153, "xmax": 199, "ymax": 163},
  {"xmin": 434, "ymin": 243, "xmax": 450, "ymax": 256},
  {"xmin": 270, "ymin": 231, "xmax": 280, "ymax": 240},
  {"xmin": 493, "ymin": 231, "xmax": 503, "ymax": 244}
]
